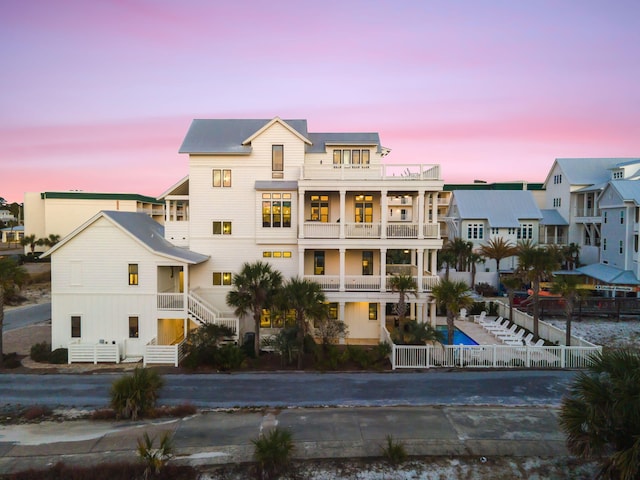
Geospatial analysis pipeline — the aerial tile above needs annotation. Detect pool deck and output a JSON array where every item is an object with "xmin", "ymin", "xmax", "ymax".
[{"xmin": 436, "ymin": 316, "xmax": 512, "ymax": 346}]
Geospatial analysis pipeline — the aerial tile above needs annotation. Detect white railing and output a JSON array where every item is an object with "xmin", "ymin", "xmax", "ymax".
[
  {"xmin": 304, "ymin": 275, "xmax": 340, "ymax": 290},
  {"xmin": 68, "ymin": 340, "xmax": 120, "ymax": 364},
  {"xmin": 303, "ymin": 222, "xmax": 340, "ymax": 238},
  {"xmin": 345, "ymin": 275, "xmax": 381, "ymax": 291},
  {"xmin": 144, "ymin": 337, "xmax": 187, "ymax": 367},
  {"xmin": 386, "ymin": 224, "xmax": 418, "ymax": 238},
  {"xmin": 157, "ymin": 292, "xmax": 184, "ymax": 310},
  {"xmin": 423, "ymin": 223, "xmax": 440, "ymax": 238},
  {"xmin": 188, "ymin": 292, "xmax": 239, "ymax": 334},
  {"xmin": 391, "ymin": 344, "xmax": 601, "ymax": 369},
  {"xmin": 421, "ymin": 276, "xmax": 440, "ymax": 291},
  {"xmin": 300, "ymin": 163, "xmax": 441, "ymax": 181},
  {"xmin": 345, "ymin": 223, "xmax": 381, "ymax": 238}
]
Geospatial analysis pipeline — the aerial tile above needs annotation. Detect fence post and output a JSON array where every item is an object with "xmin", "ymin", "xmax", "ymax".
[
  {"xmin": 459, "ymin": 345, "xmax": 464, "ymax": 368},
  {"xmin": 391, "ymin": 344, "xmax": 396, "ymax": 370},
  {"xmin": 492, "ymin": 345, "xmax": 497, "ymax": 367},
  {"xmin": 560, "ymin": 346, "xmax": 566, "ymax": 368}
]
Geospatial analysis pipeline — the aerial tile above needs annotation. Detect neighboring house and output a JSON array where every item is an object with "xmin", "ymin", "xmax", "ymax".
[
  {"xmin": 23, "ymin": 191, "xmax": 164, "ymax": 254},
  {"xmin": 576, "ymin": 180, "xmax": 640, "ymax": 296},
  {"xmin": 1, "ymin": 225, "xmax": 23, "ymax": 244},
  {"xmin": 0, "ymin": 210, "xmax": 16, "ymax": 223},
  {"xmin": 43, "ymin": 211, "xmax": 210, "ymax": 357},
  {"xmin": 445, "ymin": 190, "xmax": 543, "ymax": 272},
  {"xmin": 46, "ymin": 117, "xmax": 445, "ymax": 363},
  {"xmin": 542, "ymin": 158, "xmax": 640, "ymax": 265}
]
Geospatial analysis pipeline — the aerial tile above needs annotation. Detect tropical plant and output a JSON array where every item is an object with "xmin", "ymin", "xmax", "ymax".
[
  {"xmin": 467, "ymin": 251, "xmax": 485, "ymax": 289},
  {"xmin": 41, "ymin": 233, "xmax": 61, "ymax": 247},
  {"xmin": 388, "ymin": 273, "xmax": 418, "ymax": 332},
  {"xmin": 393, "ymin": 319, "xmax": 444, "ymax": 345},
  {"xmin": 110, "ymin": 367, "xmax": 164, "ymax": 420},
  {"xmin": 559, "ymin": 349, "xmax": 640, "ymax": 480},
  {"xmin": 314, "ymin": 315, "xmax": 348, "ymax": 353},
  {"xmin": 550, "ymin": 274, "xmax": 587, "ymax": 346},
  {"xmin": 183, "ymin": 323, "xmax": 236, "ymax": 369},
  {"xmin": 0, "ymin": 256, "xmax": 27, "ymax": 367},
  {"xmin": 252, "ymin": 427, "xmax": 295, "ymax": 479},
  {"xmin": 516, "ymin": 241, "xmax": 560, "ymax": 337},
  {"xmin": 500, "ymin": 274, "xmax": 523, "ymax": 321},
  {"xmin": 262, "ymin": 327, "xmax": 298, "ymax": 366},
  {"xmin": 444, "ymin": 238, "xmax": 474, "ymax": 272},
  {"xmin": 431, "ymin": 279, "xmax": 474, "ymax": 345},
  {"xmin": 137, "ymin": 431, "xmax": 174, "ymax": 480},
  {"xmin": 226, "ymin": 261, "xmax": 283, "ymax": 357},
  {"xmin": 478, "ymin": 237, "xmax": 518, "ymax": 273},
  {"xmin": 381, "ymin": 434, "xmax": 408, "ymax": 465},
  {"xmin": 562, "ymin": 242, "xmax": 581, "ymax": 270},
  {"xmin": 20, "ymin": 234, "xmax": 39, "ymax": 254},
  {"xmin": 438, "ymin": 249, "xmax": 457, "ymax": 280},
  {"xmin": 274, "ymin": 277, "xmax": 327, "ymax": 369}
]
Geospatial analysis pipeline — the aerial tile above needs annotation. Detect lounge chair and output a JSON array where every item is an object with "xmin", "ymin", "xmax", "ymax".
[
  {"xmin": 495, "ymin": 324, "xmax": 518, "ymax": 339},
  {"xmin": 532, "ymin": 339, "xmax": 545, "ymax": 347},
  {"xmin": 483, "ymin": 318, "xmax": 507, "ymax": 331},
  {"xmin": 473, "ymin": 311, "xmax": 487, "ymax": 323},
  {"xmin": 459, "ymin": 308, "xmax": 468, "ymax": 320},
  {"xmin": 523, "ymin": 333, "xmax": 534, "ymax": 345}
]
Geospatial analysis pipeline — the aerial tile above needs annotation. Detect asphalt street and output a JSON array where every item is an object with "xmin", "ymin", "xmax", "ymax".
[{"xmin": 3, "ymin": 302, "xmax": 51, "ymax": 331}]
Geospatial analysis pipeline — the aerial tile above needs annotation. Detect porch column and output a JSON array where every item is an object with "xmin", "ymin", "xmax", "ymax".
[
  {"xmin": 183, "ymin": 265, "xmax": 189, "ymax": 314},
  {"xmin": 380, "ymin": 189, "xmax": 388, "ymax": 239},
  {"xmin": 339, "ymin": 301, "xmax": 346, "ymax": 344},
  {"xmin": 298, "ymin": 190, "xmax": 305, "ymax": 239},
  {"xmin": 430, "ymin": 300, "xmax": 437, "ymax": 328},
  {"xmin": 339, "ymin": 248, "xmax": 346, "ymax": 292},
  {"xmin": 430, "ymin": 249, "xmax": 438, "ymax": 275},
  {"xmin": 432, "ymin": 192, "xmax": 439, "ymax": 223},
  {"xmin": 298, "ymin": 248, "xmax": 305, "ymax": 278},
  {"xmin": 416, "ymin": 303, "xmax": 424, "ymax": 324},
  {"xmin": 417, "ymin": 248, "xmax": 424, "ymax": 292},
  {"xmin": 418, "ymin": 190, "xmax": 425, "ymax": 239},
  {"xmin": 165, "ymin": 200, "xmax": 170, "ymax": 222},
  {"xmin": 380, "ymin": 247, "xmax": 387, "ymax": 292},
  {"xmin": 339, "ymin": 190, "xmax": 346, "ymax": 239}
]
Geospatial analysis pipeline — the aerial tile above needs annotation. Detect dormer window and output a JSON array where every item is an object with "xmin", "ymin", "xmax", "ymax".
[
  {"xmin": 332, "ymin": 149, "xmax": 370, "ymax": 166},
  {"xmin": 272, "ymin": 145, "xmax": 283, "ymax": 178},
  {"xmin": 613, "ymin": 170, "xmax": 624, "ymax": 179}
]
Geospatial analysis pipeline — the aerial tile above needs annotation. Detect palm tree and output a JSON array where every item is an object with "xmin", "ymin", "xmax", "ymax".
[
  {"xmin": 431, "ymin": 279, "xmax": 474, "ymax": 346},
  {"xmin": 516, "ymin": 242, "xmax": 560, "ymax": 337},
  {"xmin": 275, "ymin": 277, "xmax": 328, "ymax": 369},
  {"xmin": 226, "ymin": 261, "xmax": 283, "ymax": 357},
  {"xmin": 550, "ymin": 274, "xmax": 586, "ymax": 346},
  {"xmin": 20, "ymin": 234, "xmax": 39, "ymax": 254},
  {"xmin": 467, "ymin": 251, "xmax": 485, "ymax": 289},
  {"xmin": 395, "ymin": 319, "xmax": 444, "ymax": 345},
  {"xmin": 438, "ymin": 249, "xmax": 457, "ymax": 281},
  {"xmin": 41, "ymin": 234, "xmax": 61, "ymax": 247},
  {"xmin": 444, "ymin": 238, "xmax": 473, "ymax": 272},
  {"xmin": 561, "ymin": 243, "xmax": 581, "ymax": 270},
  {"xmin": 559, "ymin": 349, "xmax": 640, "ymax": 480},
  {"xmin": 500, "ymin": 274, "xmax": 522, "ymax": 322},
  {"xmin": 0, "ymin": 256, "xmax": 28, "ymax": 367},
  {"xmin": 388, "ymin": 273, "xmax": 418, "ymax": 332},
  {"xmin": 478, "ymin": 237, "xmax": 517, "ymax": 273}
]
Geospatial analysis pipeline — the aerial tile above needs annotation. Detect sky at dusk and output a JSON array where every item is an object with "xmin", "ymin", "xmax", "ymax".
[{"xmin": 2, "ymin": 0, "xmax": 639, "ymax": 203}]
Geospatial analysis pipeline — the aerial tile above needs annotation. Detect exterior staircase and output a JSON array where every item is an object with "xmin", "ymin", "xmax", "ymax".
[{"xmin": 187, "ymin": 290, "xmax": 239, "ymax": 339}]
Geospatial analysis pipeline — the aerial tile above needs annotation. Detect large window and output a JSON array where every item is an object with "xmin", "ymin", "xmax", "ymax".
[
  {"xmin": 213, "ymin": 272, "xmax": 233, "ymax": 286},
  {"xmin": 128, "ymin": 264, "xmax": 139, "ymax": 285},
  {"xmin": 354, "ymin": 195, "xmax": 373, "ymax": 223},
  {"xmin": 467, "ymin": 223, "xmax": 484, "ymax": 240},
  {"xmin": 333, "ymin": 149, "xmax": 370, "ymax": 165},
  {"xmin": 262, "ymin": 193, "xmax": 291, "ymax": 228},
  {"xmin": 362, "ymin": 251, "xmax": 373, "ymax": 275},
  {"xmin": 314, "ymin": 251, "xmax": 325, "ymax": 275},
  {"xmin": 310, "ymin": 195, "xmax": 329, "ymax": 222},
  {"xmin": 212, "ymin": 169, "xmax": 232, "ymax": 187},
  {"xmin": 260, "ymin": 308, "xmax": 295, "ymax": 328},
  {"xmin": 128, "ymin": 316, "xmax": 139, "ymax": 338},
  {"xmin": 272, "ymin": 145, "xmax": 283, "ymax": 178},
  {"xmin": 71, "ymin": 316, "xmax": 81, "ymax": 338},
  {"xmin": 369, "ymin": 303, "xmax": 378, "ymax": 321},
  {"xmin": 213, "ymin": 221, "xmax": 232, "ymax": 235},
  {"xmin": 517, "ymin": 223, "xmax": 533, "ymax": 240}
]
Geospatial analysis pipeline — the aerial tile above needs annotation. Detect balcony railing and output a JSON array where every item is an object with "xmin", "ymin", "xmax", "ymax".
[
  {"xmin": 301, "ymin": 163, "xmax": 441, "ymax": 181},
  {"xmin": 303, "ymin": 222, "xmax": 340, "ymax": 238},
  {"xmin": 157, "ymin": 293, "xmax": 184, "ymax": 310},
  {"xmin": 575, "ymin": 207, "xmax": 600, "ymax": 218},
  {"xmin": 303, "ymin": 274, "xmax": 439, "ymax": 292},
  {"xmin": 303, "ymin": 222, "xmax": 440, "ymax": 239},
  {"xmin": 387, "ymin": 224, "xmax": 418, "ymax": 238},
  {"xmin": 345, "ymin": 275, "xmax": 382, "ymax": 291},
  {"xmin": 345, "ymin": 223, "xmax": 381, "ymax": 238}
]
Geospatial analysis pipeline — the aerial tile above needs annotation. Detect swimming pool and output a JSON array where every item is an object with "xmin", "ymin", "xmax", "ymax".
[{"xmin": 436, "ymin": 325, "xmax": 479, "ymax": 346}]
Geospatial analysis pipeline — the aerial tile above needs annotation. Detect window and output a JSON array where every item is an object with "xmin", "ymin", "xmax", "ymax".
[
  {"xmin": 368, "ymin": 303, "xmax": 378, "ymax": 321},
  {"xmin": 517, "ymin": 223, "xmax": 533, "ymax": 240},
  {"xmin": 619, "ymin": 241, "xmax": 623, "ymax": 254},
  {"xmin": 400, "ymin": 209, "xmax": 407, "ymax": 221},
  {"xmin": 362, "ymin": 251, "xmax": 373, "ymax": 275},
  {"xmin": 354, "ymin": 194, "xmax": 373, "ymax": 223},
  {"xmin": 467, "ymin": 223, "xmax": 484, "ymax": 240},
  {"xmin": 603, "ymin": 238, "xmax": 607, "ymax": 251},
  {"xmin": 263, "ymin": 251, "xmax": 292, "ymax": 258},
  {"xmin": 332, "ymin": 149, "xmax": 370, "ymax": 165},
  {"xmin": 213, "ymin": 221, "xmax": 232, "ymax": 235},
  {"xmin": 553, "ymin": 198, "xmax": 561, "ymax": 207},
  {"xmin": 213, "ymin": 272, "xmax": 233, "ymax": 286},
  {"xmin": 604, "ymin": 212, "xmax": 607, "ymax": 223},
  {"xmin": 634, "ymin": 235, "xmax": 638, "ymax": 253},
  {"xmin": 491, "ymin": 228, "xmax": 499, "ymax": 235},
  {"xmin": 272, "ymin": 145, "xmax": 283, "ymax": 178},
  {"xmin": 508, "ymin": 227, "xmax": 517, "ymax": 235},
  {"xmin": 128, "ymin": 316, "xmax": 139, "ymax": 338},
  {"xmin": 553, "ymin": 174, "xmax": 562, "ymax": 184},
  {"xmin": 212, "ymin": 169, "xmax": 232, "ymax": 187},
  {"xmin": 71, "ymin": 316, "xmax": 81, "ymax": 338},
  {"xmin": 310, "ymin": 195, "xmax": 329, "ymax": 222},
  {"xmin": 333, "ymin": 150, "xmax": 341, "ymax": 165},
  {"xmin": 314, "ymin": 251, "xmax": 325, "ymax": 275},
  {"xmin": 260, "ymin": 308, "xmax": 295, "ymax": 328},
  {"xmin": 328, "ymin": 303, "xmax": 338, "ymax": 320},
  {"xmin": 128, "ymin": 264, "xmax": 139, "ymax": 285},
  {"xmin": 262, "ymin": 193, "xmax": 292, "ymax": 228},
  {"xmin": 613, "ymin": 170, "xmax": 624, "ymax": 179},
  {"xmin": 620, "ymin": 211, "xmax": 624, "ymax": 224}
]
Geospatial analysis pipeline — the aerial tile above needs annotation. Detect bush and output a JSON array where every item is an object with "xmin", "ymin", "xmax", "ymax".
[
  {"xmin": 252, "ymin": 427, "xmax": 295, "ymax": 479},
  {"xmin": 475, "ymin": 282, "xmax": 497, "ymax": 297},
  {"xmin": 216, "ymin": 344, "xmax": 245, "ymax": 371},
  {"xmin": 183, "ymin": 323, "xmax": 237, "ymax": 369},
  {"xmin": 49, "ymin": 348, "xmax": 68, "ymax": 364},
  {"xmin": 137, "ymin": 431, "xmax": 173, "ymax": 479},
  {"xmin": 381, "ymin": 434, "xmax": 407, "ymax": 465},
  {"xmin": 1, "ymin": 352, "xmax": 22, "ymax": 369},
  {"xmin": 91, "ymin": 408, "xmax": 117, "ymax": 420},
  {"xmin": 110, "ymin": 368, "xmax": 164, "ymax": 420},
  {"xmin": 30, "ymin": 342, "xmax": 51, "ymax": 363},
  {"xmin": 22, "ymin": 405, "xmax": 51, "ymax": 421}
]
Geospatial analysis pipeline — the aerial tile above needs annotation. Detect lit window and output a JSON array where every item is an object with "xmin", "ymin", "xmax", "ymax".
[
  {"xmin": 213, "ymin": 221, "xmax": 232, "ymax": 235},
  {"xmin": 272, "ymin": 145, "xmax": 283, "ymax": 178},
  {"xmin": 369, "ymin": 303, "xmax": 378, "ymax": 320},
  {"xmin": 263, "ymin": 251, "xmax": 272, "ymax": 258},
  {"xmin": 283, "ymin": 251, "xmax": 291, "ymax": 258},
  {"xmin": 314, "ymin": 251, "xmax": 325, "ymax": 275},
  {"xmin": 213, "ymin": 272, "xmax": 233, "ymax": 286},
  {"xmin": 71, "ymin": 316, "xmax": 81, "ymax": 338},
  {"xmin": 310, "ymin": 195, "xmax": 329, "ymax": 222},
  {"xmin": 262, "ymin": 193, "xmax": 291, "ymax": 228},
  {"xmin": 328, "ymin": 303, "xmax": 338, "ymax": 320},
  {"xmin": 362, "ymin": 251, "xmax": 373, "ymax": 275},
  {"xmin": 213, "ymin": 169, "xmax": 232, "ymax": 187},
  {"xmin": 273, "ymin": 251, "xmax": 282, "ymax": 258},
  {"xmin": 354, "ymin": 195, "xmax": 373, "ymax": 223},
  {"xmin": 129, "ymin": 316, "xmax": 139, "ymax": 338},
  {"xmin": 128, "ymin": 264, "xmax": 139, "ymax": 285}
]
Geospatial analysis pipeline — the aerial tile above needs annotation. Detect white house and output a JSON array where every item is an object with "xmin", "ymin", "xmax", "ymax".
[
  {"xmin": 46, "ymin": 117, "xmax": 445, "ymax": 363},
  {"xmin": 0, "ymin": 210, "xmax": 16, "ymax": 223}
]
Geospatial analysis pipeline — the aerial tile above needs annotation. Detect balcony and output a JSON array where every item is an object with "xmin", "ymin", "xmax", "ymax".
[
  {"xmin": 574, "ymin": 207, "xmax": 600, "ymax": 219},
  {"xmin": 157, "ymin": 293, "xmax": 185, "ymax": 310},
  {"xmin": 303, "ymin": 274, "xmax": 439, "ymax": 292},
  {"xmin": 301, "ymin": 163, "xmax": 441, "ymax": 181},
  {"xmin": 302, "ymin": 222, "xmax": 440, "ymax": 239}
]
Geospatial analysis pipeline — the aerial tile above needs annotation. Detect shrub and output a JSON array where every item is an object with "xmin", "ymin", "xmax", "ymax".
[
  {"xmin": 381, "ymin": 434, "xmax": 408, "ymax": 465},
  {"xmin": 22, "ymin": 405, "xmax": 51, "ymax": 421},
  {"xmin": 110, "ymin": 368, "xmax": 164, "ymax": 420},
  {"xmin": 49, "ymin": 348, "xmax": 68, "ymax": 364},
  {"xmin": 2, "ymin": 352, "xmax": 22, "ymax": 369},
  {"xmin": 137, "ymin": 431, "xmax": 174, "ymax": 480},
  {"xmin": 183, "ymin": 323, "xmax": 236, "ymax": 369},
  {"xmin": 91, "ymin": 408, "xmax": 117, "ymax": 420},
  {"xmin": 252, "ymin": 427, "xmax": 295, "ymax": 479},
  {"xmin": 30, "ymin": 342, "xmax": 51, "ymax": 362},
  {"xmin": 263, "ymin": 327, "xmax": 298, "ymax": 366},
  {"xmin": 475, "ymin": 282, "xmax": 497, "ymax": 297},
  {"xmin": 216, "ymin": 344, "xmax": 245, "ymax": 371}
]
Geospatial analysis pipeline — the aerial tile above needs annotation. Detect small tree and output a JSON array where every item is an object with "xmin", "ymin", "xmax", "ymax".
[
  {"xmin": 0, "ymin": 257, "xmax": 27, "ymax": 367},
  {"xmin": 20, "ymin": 234, "xmax": 38, "ymax": 254},
  {"xmin": 501, "ymin": 274, "xmax": 522, "ymax": 321},
  {"xmin": 559, "ymin": 349, "xmax": 640, "ymax": 480},
  {"xmin": 110, "ymin": 368, "xmax": 164, "ymax": 420},
  {"xmin": 550, "ymin": 274, "xmax": 587, "ymax": 346},
  {"xmin": 479, "ymin": 237, "xmax": 517, "ymax": 273},
  {"xmin": 388, "ymin": 273, "xmax": 418, "ymax": 332},
  {"xmin": 431, "ymin": 279, "xmax": 474, "ymax": 346},
  {"xmin": 314, "ymin": 315, "xmax": 348, "ymax": 354},
  {"xmin": 393, "ymin": 319, "xmax": 444, "ymax": 345},
  {"xmin": 137, "ymin": 431, "xmax": 174, "ymax": 480},
  {"xmin": 252, "ymin": 427, "xmax": 295, "ymax": 480}
]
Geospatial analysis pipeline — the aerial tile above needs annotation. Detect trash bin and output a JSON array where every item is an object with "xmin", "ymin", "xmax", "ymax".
[{"xmin": 243, "ymin": 332, "xmax": 255, "ymax": 346}]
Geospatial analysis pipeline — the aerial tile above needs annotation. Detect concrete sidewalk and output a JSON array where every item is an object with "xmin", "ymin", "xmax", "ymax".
[{"xmin": 0, "ymin": 405, "xmax": 566, "ymax": 474}]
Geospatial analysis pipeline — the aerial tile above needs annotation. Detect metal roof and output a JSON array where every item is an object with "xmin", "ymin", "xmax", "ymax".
[
  {"xmin": 179, "ymin": 119, "xmax": 309, "ymax": 154},
  {"xmin": 540, "ymin": 209, "xmax": 569, "ymax": 226},
  {"xmin": 306, "ymin": 132, "xmax": 382, "ymax": 153},
  {"xmin": 40, "ymin": 192, "xmax": 162, "ymax": 204},
  {"xmin": 450, "ymin": 190, "xmax": 542, "ymax": 227},
  {"xmin": 554, "ymin": 158, "xmax": 635, "ymax": 185},
  {"xmin": 443, "ymin": 182, "xmax": 544, "ymax": 192},
  {"xmin": 577, "ymin": 263, "xmax": 640, "ymax": 285},
  {"xmin": 608, "ymin": 180, "xmax": 640, "ymax": 204}
]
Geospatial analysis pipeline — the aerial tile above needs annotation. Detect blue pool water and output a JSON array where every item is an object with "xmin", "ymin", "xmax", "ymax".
[{"xmin": 436, "ymin": 326, "xmax": 479, "ymax": 346}]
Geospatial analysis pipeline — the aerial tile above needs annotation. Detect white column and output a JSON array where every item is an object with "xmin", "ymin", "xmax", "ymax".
[
  {"xmin": 417, "ymin": 249, "xmax": 424, "ymax": 292},
  {"xmin": 417, "ymin": 303, "xmax": 424, "ymax": 324},
  {"xmin": 339, "ymin": 190, "xmax": 346, "ymax": 239},
  {"xmin": 298, "ymin": 248, "xmax": 305, "ymax": 277},
  {"xmin": 380, "ymin": 247, "xmax": 387, "ymax": 292},
  {"xmin": 418, "ymin": 190, "xmax": 425, "ymax": 239},
  {"xmin": 430, "ymin": 300, "xmax": 437, "ymax": 328},
  {"xmin": 339, "ymin": 248, "xmax": 346, "ymax": 292},
  {"xmin": 339, "ymin": 302, "xmax": 346, "ymax": 344},
  {"xmin": 432, "ymin": 192, "xmax": 439, "ymax": 223},
  {"xmin": 298, "ymin": 190, "xmax": 305, "ymax": 239},
  {"xmin": 381, "ymin": 189, "xmax": 388, "ymax": 239},
  {"xmin": 430, "ymin": 249, "xmax": 438, "ymax": 275}
]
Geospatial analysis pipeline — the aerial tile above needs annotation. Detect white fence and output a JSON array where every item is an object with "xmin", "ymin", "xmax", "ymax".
[
  {"xmin": 144, "ymin": 338, "xmax": 187, "ymax": 367},
  {"xmin": 68, "ymin": 341, "xmax": 120, "ymax": 364}
]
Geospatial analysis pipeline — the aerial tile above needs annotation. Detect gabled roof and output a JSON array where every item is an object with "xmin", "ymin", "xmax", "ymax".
[
  {"xmin": 306, "ymin": 132, "xmax": 382, "ymax": 154},
  {"xmin": 546, "ymin": 158, "xmax": 636, "ymax": 187},
  {"xmin": 606, "ymin": 180, "xmax": 640, "ymax": 204},
  {"xmin": 540, "ymin": 209, "xmax": 569, "ymax": 226},
  {"xmin": 242, "ymin": 117, "xmax": 311, "ymax": 146},
  {"xmin": 179, "ymin": 118, "xmax": 310, "ymax": 154},
  {"xmin": 42, "ymin": 211, "xmax": 208, "ymax": 264},
  {"xmin": 443, "ymin": 182, "xmax": 544, "ymax": 192},
  {"xmin": 158, "ymin": 175, "xmax": 189, "ymax": 199},
  {"xmin": 39, "ymin": 191, "xmax": 162, "ymax": 204},
  {"xmin": 577, "ymin": 263, "xmax": 640, "ymax": 285},
  {"xmin": 450, "ymin": 190, "xmax": 542, "ymax": 227}
]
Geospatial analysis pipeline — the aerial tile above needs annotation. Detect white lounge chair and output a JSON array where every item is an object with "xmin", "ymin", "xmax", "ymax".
[
  {"xmin": 459, "ymin": 308, "xmax": 468, "ymax": 320},
  {"xmin": 523, "ymin": 333, "xmax": 534, "ymax": 345},
  {"xmin": 495, "ymin": 324, "xmax": 518, "ymax": 339},
  {"xmin": 531, "ymin": 339, "xmax": 545, "ymax": 347},
  {"xmin": 483, "ymin": 318, "xmax": 507, "ymax": 331},
  {"xmin": 473, "ymin": 311, "xmax": 487, "ymax": 323}
]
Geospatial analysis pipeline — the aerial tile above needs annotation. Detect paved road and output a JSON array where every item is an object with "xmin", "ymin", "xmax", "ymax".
[
  {"xmin": 0, "ymin": 370, "xmax": 576, "ymax": 409},
  {"xmin": 3, "ymin": 302, "xmax": 51, "ymax": 331}
]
